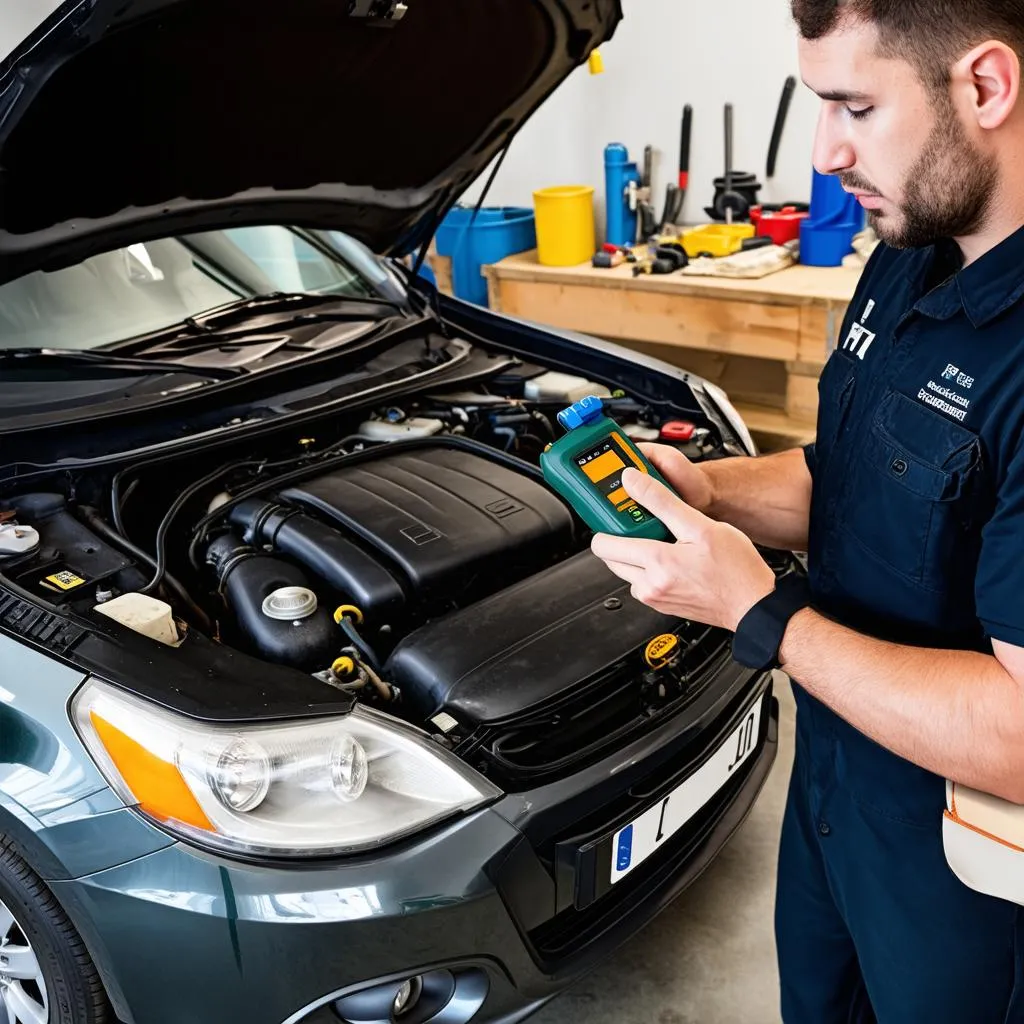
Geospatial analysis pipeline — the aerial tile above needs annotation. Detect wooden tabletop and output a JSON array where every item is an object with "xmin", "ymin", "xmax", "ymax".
[{"xmin": 485, "ymin": 249, "xmax": 863, "ymax": 307}]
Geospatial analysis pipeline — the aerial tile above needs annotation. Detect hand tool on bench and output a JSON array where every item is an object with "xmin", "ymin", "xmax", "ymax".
[
  {"xmin": 659, "ymin": 104, "xmax": 692, "ymax": 231},
  {"xmin": 766, "ymin": 76, "xmax": 797, "ymax": 179},
  {"xmin": 716, "ymin": 104, "xmax": 748, "ymax": 224}
]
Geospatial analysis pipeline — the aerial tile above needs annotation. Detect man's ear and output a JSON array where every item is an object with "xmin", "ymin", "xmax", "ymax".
[{"xmin": 954, "ymin": 40, "xmax": 1020, "ymax": 130}]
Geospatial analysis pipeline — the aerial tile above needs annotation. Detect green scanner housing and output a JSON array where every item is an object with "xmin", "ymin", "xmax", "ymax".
[{"xmin": 540, "ymin": 395, "xmax": 675, "ymax": 540}]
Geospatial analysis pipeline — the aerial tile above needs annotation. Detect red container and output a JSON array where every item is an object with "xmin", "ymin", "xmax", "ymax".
[{"xmin": 750, "ymin": 205, "xmax": 808, "ymax": 245}]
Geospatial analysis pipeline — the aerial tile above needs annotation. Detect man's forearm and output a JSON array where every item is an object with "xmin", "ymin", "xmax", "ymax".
[
  {"xmin": 702, "ymin": 447, "xmax": 812, "ymax": 551},
  {"xmin": 779, "ymin": 609, "xmax": 1024, "ymax": 803}
]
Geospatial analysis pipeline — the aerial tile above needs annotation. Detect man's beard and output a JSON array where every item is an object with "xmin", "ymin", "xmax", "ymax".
[{"xmin": 841, "ymin": 96, "xmax": 998, "ymax": 249}]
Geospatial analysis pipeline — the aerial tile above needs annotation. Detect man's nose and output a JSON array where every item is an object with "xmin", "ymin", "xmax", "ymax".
[{"xmin": 812, "ymin": 107, "xmax": 855, "ymax": 176}]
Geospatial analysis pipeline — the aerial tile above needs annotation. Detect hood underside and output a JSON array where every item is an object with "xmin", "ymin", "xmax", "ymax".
[{"xmin": 0, "ymin": 0, "xmax": 620, "ymax": 283}]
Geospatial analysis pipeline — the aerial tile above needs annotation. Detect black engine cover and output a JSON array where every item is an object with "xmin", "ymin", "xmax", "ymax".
[
  {"xmin": 385, "ymin": 550, "xmax": 680, "ymax": 726},
  {"xmin": 278, "ymin": 446, "xmax": 574, "ymax": 606}
]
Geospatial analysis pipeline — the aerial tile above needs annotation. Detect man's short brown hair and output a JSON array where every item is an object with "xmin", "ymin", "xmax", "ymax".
[{"xmin": 791, "ymin": 1, "xmax": 1024, "ymax": 88}]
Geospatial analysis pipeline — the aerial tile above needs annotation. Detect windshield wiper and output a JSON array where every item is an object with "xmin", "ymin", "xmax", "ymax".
[
  {"xmin": 179, "ymin": 291, "xmax": 405, "ymax": 335},
  {"xmin": 0, "ymin": 348, "xmax": 243, "ymax": 380}
]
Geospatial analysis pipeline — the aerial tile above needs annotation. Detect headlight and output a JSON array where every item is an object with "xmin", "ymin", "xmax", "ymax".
[{"xmin": 71, "ymin": 678, "xmax": 499, "ymax": 857}]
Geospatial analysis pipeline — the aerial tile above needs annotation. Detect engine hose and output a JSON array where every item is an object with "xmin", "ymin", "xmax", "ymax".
[
  {"xmin": 78, "ymin": 506, "xmax": 213, "ymax": 632},
  {"xmin": 492, "ymin": 426, "xmax": 518, "ymax": 451},
  {"xmin": 110, "ymin": 474, "xmax": 138, "ymax": 538},
  {"xmin": 359, "ymin": 660, "xmax": 394, "ymax": 702},
  {"xmin": 140, "ymin": 460, "xmax": 246, "ymax": 597},
  {"xmin": 186, "ymin": 435, "xmax": 376, "ymax": 571},
  {"xmin": 334, "ymin": 610, "xmax": 381, "ymax": 672}
]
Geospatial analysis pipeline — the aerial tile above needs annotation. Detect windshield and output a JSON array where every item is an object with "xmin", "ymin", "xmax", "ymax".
[{"xmin": 0, "ymin": 225, "xmax": 381, "ymax": 351}]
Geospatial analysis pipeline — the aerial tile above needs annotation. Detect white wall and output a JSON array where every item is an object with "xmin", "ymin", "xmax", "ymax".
[
  {"xmin": 461, "ymin": 0, "xmax": 821, "ymax": 240},
  {"xmin": 1, "ymin": 0, "xmax": 63, "ymax": 60}
]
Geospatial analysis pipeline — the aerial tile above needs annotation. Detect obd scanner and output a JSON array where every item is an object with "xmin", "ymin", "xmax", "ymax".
[{"xmin": 540, "ymin": 395, "xmax": 677, "ymax": 540}]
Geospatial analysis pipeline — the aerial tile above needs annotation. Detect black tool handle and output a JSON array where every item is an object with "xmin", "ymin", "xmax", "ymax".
[
  {"xmin": 660, "ymin": 184, "xmax": 680, "ymax": 231},
  {"xmin": 639, "ymin": 201, "xmax": 658, "ymax": 240},
  {"xmin": 767, "ymin": 76, "xmax": 797, "ymax": 178},
  {"xmin": 679, "ymin": 104, "xmax": 693, "ymax": 190},
  {"xmin": 724, "ymin": 103, "xmax": 734, "ymax": 193}
]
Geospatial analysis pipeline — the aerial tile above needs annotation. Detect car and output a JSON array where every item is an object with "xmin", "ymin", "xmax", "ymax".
[{"xmin": 0, "ymin": 2, "xmax": 792, "ymax": 1022}]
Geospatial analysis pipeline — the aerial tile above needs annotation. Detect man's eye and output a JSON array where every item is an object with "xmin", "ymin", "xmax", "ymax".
[{"xmin": 846, "ymin": 106, "xmax": 874, "ymax": 121}]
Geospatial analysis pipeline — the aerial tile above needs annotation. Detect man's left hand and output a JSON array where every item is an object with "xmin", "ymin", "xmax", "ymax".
[{"xmin": 590, "ymin": 467, "xmax": 776, "ymax": 631}]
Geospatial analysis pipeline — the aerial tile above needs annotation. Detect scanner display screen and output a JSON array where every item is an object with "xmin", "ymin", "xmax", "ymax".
[{"xmin": 575, "ymin": 433, "xmax": 649, "ymax": 521}]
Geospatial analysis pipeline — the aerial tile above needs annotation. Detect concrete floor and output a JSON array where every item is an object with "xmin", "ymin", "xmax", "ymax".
[{"xmin": 532, "ymin": 673, "xmax": 797, "ymax": 1024}]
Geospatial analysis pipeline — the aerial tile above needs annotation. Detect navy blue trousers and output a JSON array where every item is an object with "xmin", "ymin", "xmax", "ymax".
[{"xmin": 775, "ymin": 684, "xmax": 1024, "ymax": 1023}]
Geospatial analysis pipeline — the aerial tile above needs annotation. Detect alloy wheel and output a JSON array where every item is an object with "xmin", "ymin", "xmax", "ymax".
[{"xmin": 0, "ymin": 895, "xmax": 47, "ymax": 1024}]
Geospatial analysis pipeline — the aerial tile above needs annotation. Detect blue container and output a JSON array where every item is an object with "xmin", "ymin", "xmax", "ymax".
[
  {"xmin": 604, "ymin": 143, "xmax": 641, "ymax": 248},
  {"xmin": 434, "ymin": 206, "xmax": 536, "ymax": 306},
  {"xmin": 799, "ymin": 170, "xmax": 866, "ymax": 266}
]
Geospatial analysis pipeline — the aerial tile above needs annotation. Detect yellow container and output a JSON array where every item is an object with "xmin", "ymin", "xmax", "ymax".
[
  {"xmin": 680, "ymin": 223, "xmax": 755, "ymax": 259},
  {"xmin": 532, "ymin": 185, "xmax": 596, "ymax": 266}
]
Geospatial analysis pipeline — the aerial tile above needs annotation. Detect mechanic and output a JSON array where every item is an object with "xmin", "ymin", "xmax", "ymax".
[{"xmin": 590, "ymin": 2, "xmax": 1024, "ymax": 1021}]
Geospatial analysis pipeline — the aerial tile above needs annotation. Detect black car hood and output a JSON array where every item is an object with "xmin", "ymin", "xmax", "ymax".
[{"xmin": 0, "ymin": 0, "xmax": 620, "ymax": 284}]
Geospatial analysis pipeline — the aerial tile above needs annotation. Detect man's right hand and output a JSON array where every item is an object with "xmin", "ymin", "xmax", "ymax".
[
  {"xmin": 637, "ymin": 442, "xmax": 813, "ymax": 553},
  {"xmin": 638, "ymin": 442, "xmax": 716, "ymax": 517}
]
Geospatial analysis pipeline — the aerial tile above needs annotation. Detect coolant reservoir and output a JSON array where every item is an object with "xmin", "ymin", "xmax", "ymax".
[
  {"xmin": 94, "ymin": 593, "xmax": 180, "ymax": 646},
  {"xmin": 524, "ymin": 372, "xmax": 611, "ymax": 404},
  {"xmin": 358, "ymin": 417, "xmax": 444, "ymax": 440}
]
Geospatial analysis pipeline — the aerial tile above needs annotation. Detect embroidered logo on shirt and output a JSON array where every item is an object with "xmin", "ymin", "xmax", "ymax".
[
  {"xmin": 842, "ymin": 300, "xmax": 877, "ymax": 360},
  {"xmin": 941, "ymin": 364, "xmax": 974, "ymax": 389}
]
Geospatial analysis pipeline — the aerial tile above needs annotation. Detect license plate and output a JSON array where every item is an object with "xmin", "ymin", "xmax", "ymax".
[{"xmin": 610, "ymin": 696, "xmax": 764, "ymax": 884}]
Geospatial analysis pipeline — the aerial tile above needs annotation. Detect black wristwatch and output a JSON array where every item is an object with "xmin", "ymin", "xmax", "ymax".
[{"xmin": 731, "ymin": 573, "xmax": 813, "ymax": 671}]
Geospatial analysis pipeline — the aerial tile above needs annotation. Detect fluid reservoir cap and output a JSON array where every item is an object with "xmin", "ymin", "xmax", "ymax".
[
  {"xmin": 0, "ymin": 523, "xmax": 40, "ymax": 557},
  {"xmin": 660, "ymin": 420, "xmax": 696, "ymax": 442},
  {"xmin": 262, "ymin": 587, "xmax": 318, "ymax": 621}
]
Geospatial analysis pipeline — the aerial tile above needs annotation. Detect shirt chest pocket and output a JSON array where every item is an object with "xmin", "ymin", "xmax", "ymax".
[
  {"xmin": 840, "ymin": 390, "xmax": 984, "ymax": 591},
  {"xmin": 815, "ymin": 351, "xmax": 858, "ymax": 467}
]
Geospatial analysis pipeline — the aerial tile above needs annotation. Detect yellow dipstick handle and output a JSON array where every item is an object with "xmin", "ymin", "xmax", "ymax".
[{"xmin": 333, "ymin": 604, "xmax": 364, "ymax": 626}]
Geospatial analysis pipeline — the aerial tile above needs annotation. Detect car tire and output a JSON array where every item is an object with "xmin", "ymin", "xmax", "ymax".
[{"xmin": 0, "ymin": 838, "xmax": 111, "ymax": 1024}]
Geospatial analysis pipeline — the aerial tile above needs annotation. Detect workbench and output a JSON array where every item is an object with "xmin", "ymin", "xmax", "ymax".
[{"xmin": 473, "ymin": 250, "xmax": 864, "ymax": 452}]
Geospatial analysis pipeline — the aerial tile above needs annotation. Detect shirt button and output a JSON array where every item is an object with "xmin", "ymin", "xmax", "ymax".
[
  {"xmin": 891, "ymin": 458, "xmax": 908, "ymax": 476},
  {"xmin": 818, "ymin": 822, "xmax": 831, "ymax": 836}
]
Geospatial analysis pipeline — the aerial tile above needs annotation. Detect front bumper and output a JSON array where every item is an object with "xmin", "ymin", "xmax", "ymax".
[{"xmin": 51, "ymin": 669, "xmax": 777, "ymax": 1024}]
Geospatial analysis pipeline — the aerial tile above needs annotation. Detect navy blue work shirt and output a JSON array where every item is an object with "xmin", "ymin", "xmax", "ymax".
[{"xmin": 805, "ymin": 223, "xmax": 1024, "ymax": 652}]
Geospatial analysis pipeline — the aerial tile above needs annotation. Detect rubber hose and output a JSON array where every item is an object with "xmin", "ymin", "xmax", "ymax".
[{"xmin": 339, "ymin": 617, "xmax": 381, "ymax": 672}]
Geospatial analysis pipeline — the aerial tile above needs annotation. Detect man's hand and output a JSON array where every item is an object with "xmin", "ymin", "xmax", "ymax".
[
  {"xmin": 636, "ymin": 442, "xmax": 715, "ymax": 516},
  {"xmin": 590, "ymin": 466, "xmax": 776, "ymax": 631}
]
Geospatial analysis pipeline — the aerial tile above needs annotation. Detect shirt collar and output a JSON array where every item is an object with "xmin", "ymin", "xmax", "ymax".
[
  {"xmin": 956, "ymin": 221, "xmax": 1024, "ymax": 327},
  {"xmin": 913, "ymin": 239, "xmax": 963, "ymax": 321}
]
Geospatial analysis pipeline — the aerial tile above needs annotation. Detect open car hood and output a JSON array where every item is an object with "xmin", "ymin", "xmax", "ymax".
[{"xmin": 0, "ymin": 0, "xmax": 620, "ymax": 284}]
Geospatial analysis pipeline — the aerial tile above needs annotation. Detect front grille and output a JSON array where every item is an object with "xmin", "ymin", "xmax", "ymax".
[{"xmin": 456, "ymin": 624, "xmax": 733, "ymax": 789}]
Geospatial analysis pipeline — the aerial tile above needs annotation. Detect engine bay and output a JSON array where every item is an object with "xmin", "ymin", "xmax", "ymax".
[{"xmin": 0, "ymin": 354, "xmax": 782, "ymax": 787}]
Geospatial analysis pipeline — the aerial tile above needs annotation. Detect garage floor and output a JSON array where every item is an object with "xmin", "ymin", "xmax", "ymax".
[{"xmin": 532, "ymin": 673, "xmax": 797, "ymax": 1024}]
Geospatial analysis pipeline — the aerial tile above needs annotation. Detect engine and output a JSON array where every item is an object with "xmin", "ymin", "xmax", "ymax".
[
  {"xmin": 189, "ymin": 437, "xmax": 752, "ymax": 779},
  {"xmin": 205, "ymin": 441, "xmax": 577, "ymax": 670}
]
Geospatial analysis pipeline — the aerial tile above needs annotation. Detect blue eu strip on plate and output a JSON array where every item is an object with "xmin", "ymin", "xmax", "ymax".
[{"xmin": 616, "ymin": 824, "xmax": 634, "ymax": 872}]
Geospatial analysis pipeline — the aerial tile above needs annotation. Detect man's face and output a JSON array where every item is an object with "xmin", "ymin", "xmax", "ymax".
[{"xmin": 798, "ymin": 18, "xmax": 998, "ymax": 248}]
